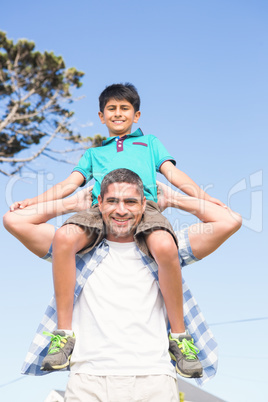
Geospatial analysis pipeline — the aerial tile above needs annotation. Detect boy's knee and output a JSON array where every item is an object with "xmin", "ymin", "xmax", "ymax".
[
  {"xmin": 53, "ymin": 224, "xmax": 83, "ymax": 250},
  {"xmin": 53, "ymin": 226, "xmax": 72, "ymax": 245},
  {"xmin": 148, "ymin": 231, "xmax": 178, "ymax": 257}
]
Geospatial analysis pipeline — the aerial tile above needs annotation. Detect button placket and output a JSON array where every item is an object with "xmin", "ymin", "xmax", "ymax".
[{"xmin": 116, "ymin": 136, "xmax": 126, "ymax": 152}]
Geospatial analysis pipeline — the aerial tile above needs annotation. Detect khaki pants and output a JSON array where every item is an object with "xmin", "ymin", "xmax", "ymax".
[{"xmin": 64, "ymin": 374, "xmax": 180, "ymax": 402}]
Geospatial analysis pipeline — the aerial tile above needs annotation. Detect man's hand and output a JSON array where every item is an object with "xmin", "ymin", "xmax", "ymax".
[
  {"xmin": 206, "ymin": 196, "xmax": 228, "ymax": 209},
  {"xmin": 67, "ymin": 185, "xmax": 93, "ymax": 212},
  {"xmin": 10, "ymin": 198, "xmax": 34, "ymax": 212}
]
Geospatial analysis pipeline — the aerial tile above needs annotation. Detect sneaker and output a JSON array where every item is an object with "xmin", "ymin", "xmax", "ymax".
[
  {"xmin": 41, "ymin": 330, "xmax": 76, "ymax": 371},
  {"xmin": 169, "ymin": 333, "xmax": 203, "ymax": 378}
]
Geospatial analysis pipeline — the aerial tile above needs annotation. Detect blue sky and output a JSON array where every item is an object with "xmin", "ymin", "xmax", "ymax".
[{"xmin": 0, "ymin": 1, "xmax": 267, "ymax": 401}]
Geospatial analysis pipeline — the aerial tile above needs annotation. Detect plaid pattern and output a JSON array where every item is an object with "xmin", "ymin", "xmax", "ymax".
[{"xmin": 21, "ymin": 229, "xmax": 218, "ymax": 386}]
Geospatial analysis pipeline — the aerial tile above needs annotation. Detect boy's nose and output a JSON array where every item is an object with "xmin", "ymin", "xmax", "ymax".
[{"xmin": 114, "ymin": 107, "xmax": 122, "ymax": 116}]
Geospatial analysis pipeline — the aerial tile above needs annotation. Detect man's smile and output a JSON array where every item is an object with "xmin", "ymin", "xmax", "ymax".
[{"xmin": 111, "ymin": 216, "xmax": 132, "ymax": 224}]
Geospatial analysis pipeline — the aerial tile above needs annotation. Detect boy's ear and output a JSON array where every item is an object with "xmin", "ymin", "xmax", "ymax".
[
  {"xmin": 134, "ymin": 111, "xmax": 141, "ymax": 123},
  {"xmin": 98, "ymin": 111, "xmax": 105, "ymax": 124}
]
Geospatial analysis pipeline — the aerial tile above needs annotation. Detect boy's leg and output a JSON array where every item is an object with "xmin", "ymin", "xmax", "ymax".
[
  {"xmin": 146, "ymin": 230, "xmax": 184, "ymax": 333},
  {"xmin": 40, "ymin": 224, "xmax": 97, "ymax": 372},
  {"xmin": 52, "ymin": 224, "xmax": 96, "ymax": 330},
  {"xmin": 146, "ymin": 230, "xmax": 203, "ymax": 379}
]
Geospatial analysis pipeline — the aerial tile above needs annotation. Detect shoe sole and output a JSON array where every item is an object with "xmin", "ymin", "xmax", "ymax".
[
  {"xmin": 169, "ymin": 351, "xmax": 203, "ymax": 378},
  {"xmin": 40, "ymin": 354, "xmax": 72, "ymax": 371}
]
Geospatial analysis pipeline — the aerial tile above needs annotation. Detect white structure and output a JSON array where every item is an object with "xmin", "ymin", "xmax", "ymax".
[
  {"xmin": 44, "ymin": 390, "xmax": 64, "ymax": 402},
  {"xmin": 177, "ymin": 378, "xmax": 226, "ymax": 402}
]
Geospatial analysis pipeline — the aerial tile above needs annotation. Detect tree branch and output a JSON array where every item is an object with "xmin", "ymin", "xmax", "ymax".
[
  {"xmin": 0, "ymin": 118, "xmax": 66, "ymax": 162},
  {"xmin": 46, "ymin": 146, "xmax": 88, "ymax": 153},
  {"xmin": 42, "ymin": 152, "xmax": 76, "ymax": 165},
  {"xmin": 0, "ymin": 102, "xmax": 19, "ymax": 132},
  {"xmin": 13, "ymin": 90, "xmax": 60, "ymax": 121},
  {"xmin": 0, "ymin": 163, "xmax": 25, "ymax": 176}
]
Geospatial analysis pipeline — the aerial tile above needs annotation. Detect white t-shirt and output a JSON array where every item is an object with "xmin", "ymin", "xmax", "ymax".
[{"xmin": 70, "ymin": 240, "xmax": 176, "ymax": 378}]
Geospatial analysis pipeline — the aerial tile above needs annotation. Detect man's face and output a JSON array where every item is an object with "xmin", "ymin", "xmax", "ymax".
[
  {"xmin": 98, "ymin": 182, "xmax": 146, "ymax": 243},
  {"xmin": 98, "ymin": 99, "xmax": 141, "ymax": 137}
]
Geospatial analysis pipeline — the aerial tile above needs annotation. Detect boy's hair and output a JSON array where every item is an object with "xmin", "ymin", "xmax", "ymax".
[
  {"xmin": 99, "ymin": 83, "xmax": 140, "ymax": 113},
  {"xmin": 100, "ymin": 168, "xmax": 144, "ymax": 200}
]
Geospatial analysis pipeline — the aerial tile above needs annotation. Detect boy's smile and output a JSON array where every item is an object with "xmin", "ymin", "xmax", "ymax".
[{"xmin": 98, "ymin": 99, "xmax": 141, "ymax": 137}]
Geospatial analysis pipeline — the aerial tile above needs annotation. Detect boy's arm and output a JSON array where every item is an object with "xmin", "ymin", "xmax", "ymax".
[
  {"xmin": 160, "ymin": 161, "xmax": 226, "ymax": 207},
  {"xmin": 9, "ymin": 171, "xmax": 85, "ymax": 211}
]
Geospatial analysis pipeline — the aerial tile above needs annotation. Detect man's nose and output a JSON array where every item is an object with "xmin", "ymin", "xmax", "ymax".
[{"xmin": 116, "ymin": 201, "xmax": 127, "ymax": 214}]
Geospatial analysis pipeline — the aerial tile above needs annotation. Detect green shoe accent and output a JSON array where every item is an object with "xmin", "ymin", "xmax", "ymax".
[
  {"xmin": 41, "ymin": 330, "xmax": 76, "ymax": 371},
  {"xmin": 169, "ymin": 334, "xmax": 200, "ymax": 359},
  {"xmin": 168, "ymin": 333, "xmax": 203, "ymax": 378},
  {"xmin": 43, "ymin": 331, "xmax": 73, "ymax": 354}
]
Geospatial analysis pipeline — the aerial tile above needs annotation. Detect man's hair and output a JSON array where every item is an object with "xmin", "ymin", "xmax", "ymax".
[
  {"xmin": 100, "ymin": 168, "xmax": 144, "ymax": 200},
  {"xmin": 99, "ymin": 83, "xmax": 140, "ymax": 113}
]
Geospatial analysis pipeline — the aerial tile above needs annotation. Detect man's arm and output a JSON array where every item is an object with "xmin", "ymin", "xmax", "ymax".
[
  {"xmin": 9, "ymin": 171, "xmax": 85, "ymax": 211},
  {"xmin": 160, "ymin": 161, "xmax": 226, "ymax": 208},
  {"xmin": 3, "ymin": 186, "xmax": 93, "ymax": 258},
  {"xmin": 157, "ymin": 181, "xmax": 242, "ymax": 260}
]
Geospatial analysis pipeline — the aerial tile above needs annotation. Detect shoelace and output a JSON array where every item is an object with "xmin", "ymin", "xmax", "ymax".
[
  {"xmin": 174, "ymin": 337, "xmax": 200, "ymax": 360},
  {"xmin": 43, "ymin": 331, "xmax": 67, "ymax": 354}
]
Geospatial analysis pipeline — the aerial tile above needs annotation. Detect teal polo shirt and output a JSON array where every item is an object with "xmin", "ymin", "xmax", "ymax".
[{"xmin": 73, "ymin": 128, "xmax": 176, "ymax": 205}]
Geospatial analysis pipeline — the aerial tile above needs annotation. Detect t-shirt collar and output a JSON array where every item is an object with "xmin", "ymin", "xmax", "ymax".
[{"xmin": 102, "ymin": 128, "xmax": 143, "ymax": 146}]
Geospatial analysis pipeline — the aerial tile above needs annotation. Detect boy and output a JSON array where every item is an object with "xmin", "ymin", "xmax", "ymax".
[{"xmin": 10, "ymin": 83, "xmax": 224, "ymax": 378}]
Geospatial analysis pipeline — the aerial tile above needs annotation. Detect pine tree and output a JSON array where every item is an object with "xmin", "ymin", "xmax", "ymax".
[{"xmin": 0, "ymin": 31, "xmax": 105, "ymax": 175}]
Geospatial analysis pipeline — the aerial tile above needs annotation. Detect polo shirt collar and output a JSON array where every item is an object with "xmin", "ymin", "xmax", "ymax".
[{"xmin": 102, "ymin": 128, "xmax": 143, "ymax": 146}]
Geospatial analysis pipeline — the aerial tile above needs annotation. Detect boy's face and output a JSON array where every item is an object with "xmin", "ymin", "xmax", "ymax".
[{"xmin": 98, "ymin": 99, "xmax": 141, "ymax": 137}]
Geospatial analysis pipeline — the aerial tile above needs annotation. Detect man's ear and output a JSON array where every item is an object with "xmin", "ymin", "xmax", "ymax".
[
  {"xmin": 98, "ymin": 194, "xmax": 103, "ymax": 212},
  {"xmin": 98, "ymin": 111, "xmax": 105, "ymax": 124},
  {"xmin": 134, "ymin": 111, "xmax": 141, "ymax": 123},
  {"xmin": 142, "ymin": 196, "xmax": 146, "ymax": 214}
]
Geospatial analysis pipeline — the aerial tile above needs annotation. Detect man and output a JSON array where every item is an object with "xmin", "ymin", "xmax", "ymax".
[{"xmin": 3, "ymin": 169, "xmax": 241, "ymax": 401}]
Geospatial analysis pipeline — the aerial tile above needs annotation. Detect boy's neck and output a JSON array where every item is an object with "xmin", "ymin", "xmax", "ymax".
[{"xmin": 108, "ymin": 128, "xmax": 133, "ymax": 138}]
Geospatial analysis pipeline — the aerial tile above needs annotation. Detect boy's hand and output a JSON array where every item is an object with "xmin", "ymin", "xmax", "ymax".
[
  {"xmin": 156, "ymin": 181, "xmax": 175, "ymax": 211},
  {"xmin": 10, "ymin": 198, "xmax": 34, "ymax": 212}
]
